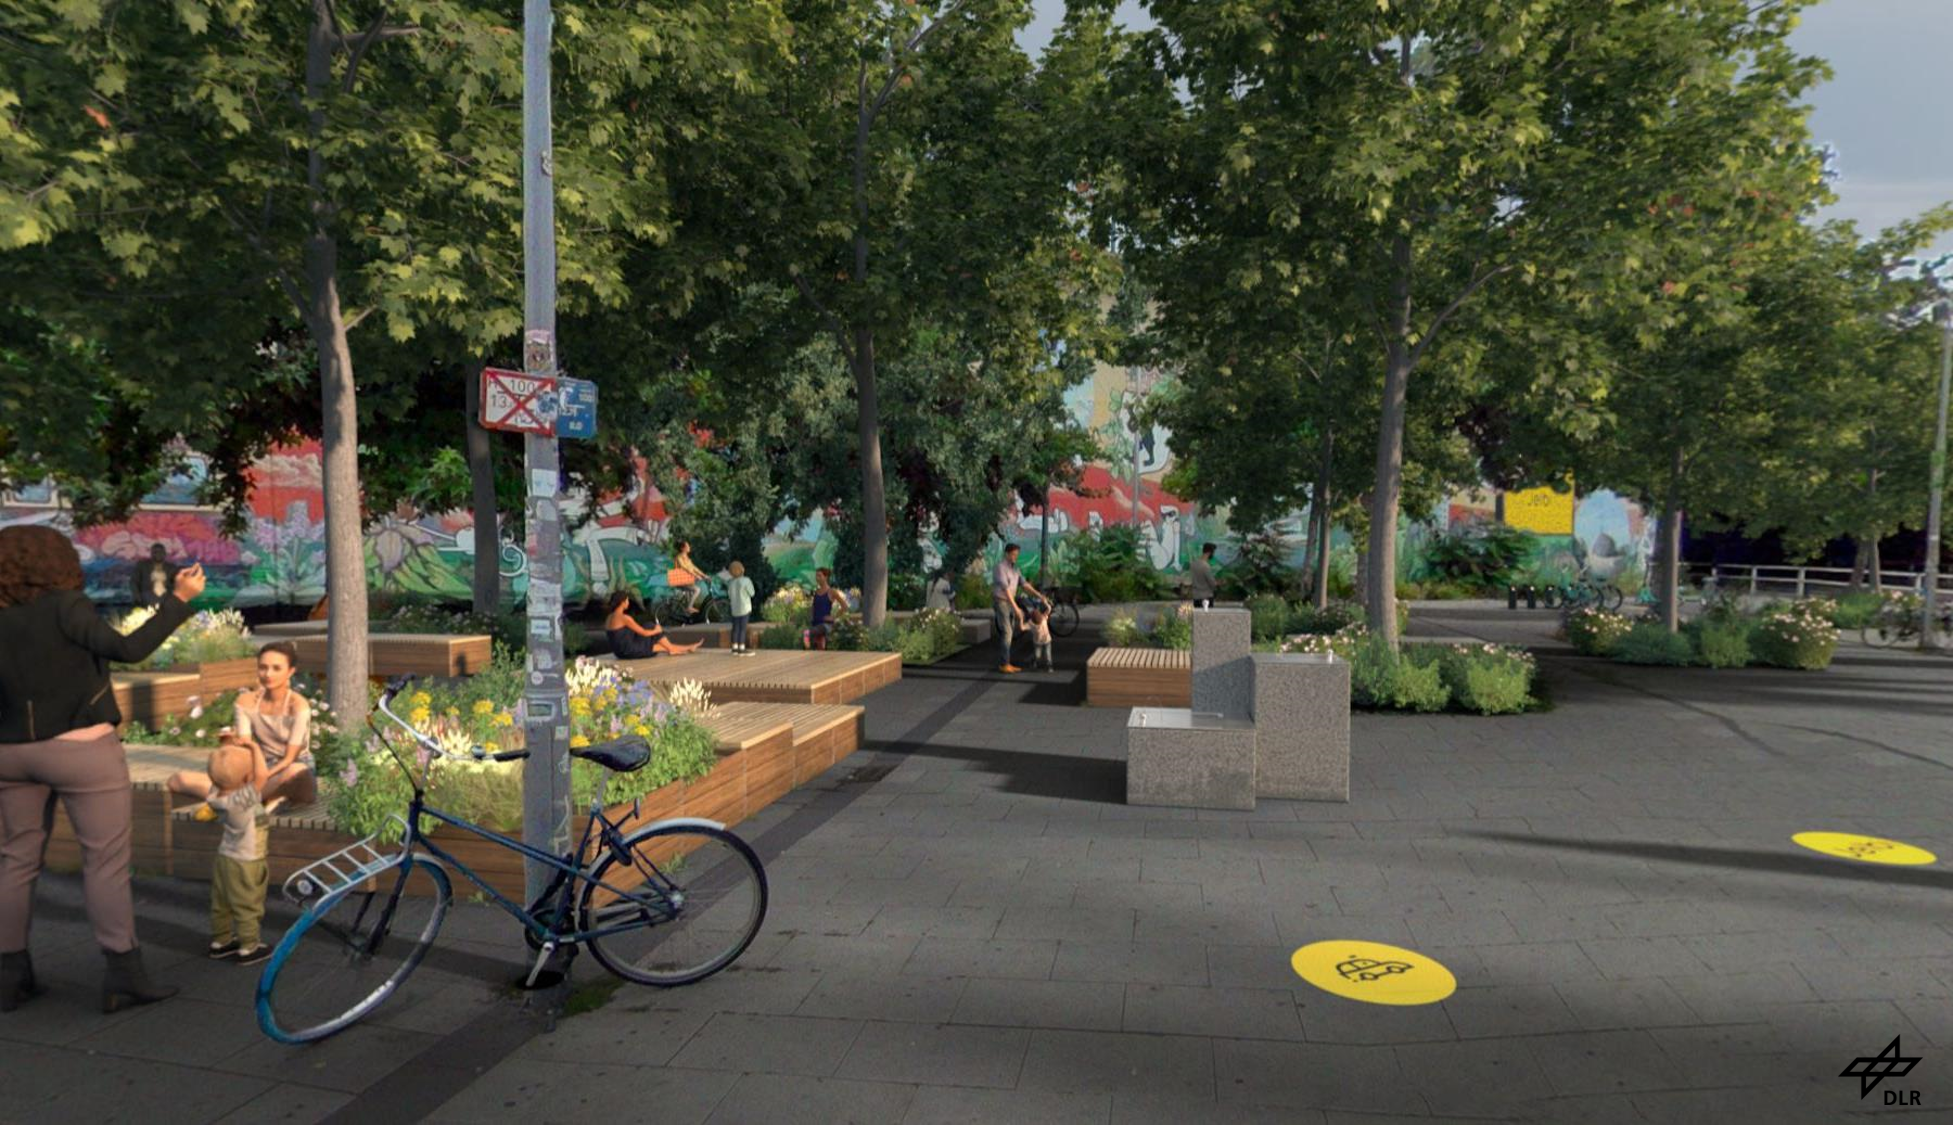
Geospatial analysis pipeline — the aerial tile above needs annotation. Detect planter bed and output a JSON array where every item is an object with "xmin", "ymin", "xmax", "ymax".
[
  {"xmin": 614, "ymin": 649, "xmax": 900, "ymax": 705},
  {"xmin": 1085, "ymin": 647, "xmax": 1192, "ymax": 707},
  {"xmin": 110, "ymin": 671, "xmax": 203, "ymax": 730},
  {"xmin": 292, "ymin": 632, "xmax": 494, "ymax": 678},
  {"xmin": 52, "ymin": 702, "xmax": 865, "ymax": 900},
  {"xmin": 891, "ymin": 611, "xmax": 993, "ymax": 646}
]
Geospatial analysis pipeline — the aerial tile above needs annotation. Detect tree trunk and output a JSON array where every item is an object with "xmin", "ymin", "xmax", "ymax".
[
  {"xmin": 304, "ymin": 2, "xmax": 369, "ymax": 723},
  {"xmin": 1658, "ymin": 447, "xmax": 1684, "ymax": 632},
  {"xmin": 1308, "ymin": 424, "xmax": 1334, "ymax": 609},
  {"xmin": 464, "ymin": 368, "xmax": 500, "ymax": 615},
  {"xmin": 1365, "ymin": 236, "xmax": 1415, "ymax": 647},
  {"xmin": 852, "ymin": 326, "xmax": 889, "ymax": 628}
]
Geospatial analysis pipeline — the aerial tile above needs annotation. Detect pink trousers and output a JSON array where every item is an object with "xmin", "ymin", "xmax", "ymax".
[{"xmin": 0, "ymin": 731, "xmax": 137, "ymax": 953}]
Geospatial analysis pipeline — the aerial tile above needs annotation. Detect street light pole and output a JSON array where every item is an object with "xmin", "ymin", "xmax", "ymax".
[
  {"xmin": 1922, "ymin": 299, "xmax": 1952, "ymax": 650},
  {"xmin": 520, "ymin": 0, "xmax": 571, "ymax": 903}
]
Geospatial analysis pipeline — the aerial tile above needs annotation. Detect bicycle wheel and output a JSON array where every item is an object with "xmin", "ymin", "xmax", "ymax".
[
  {"xmin": 701, "ymin": 596, "xmax": 730, "ymax": 624},
  {"xmin": 580, "ymin": 823, "xmax": 767, "ymax": 987},
  {"xmin": 1600, "ymin": 584, "xmax": 1625, "ymax": 612},
  {"xmin": 1050, "ymin": 599, "xmax": 1080, "ymax": 638},
  {"xmin": 1862, "ymin": 612, "xmax": 1905, "ymax": 647},
  {"xmin": 257, "ymin": 855, "xmax": 450, "ymax": 1044}
]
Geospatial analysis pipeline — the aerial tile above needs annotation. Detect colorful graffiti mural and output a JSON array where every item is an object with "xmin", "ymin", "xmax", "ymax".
[{"xmin": 0, "ymin": 364, "xmax": 1657, "ymax": 606}]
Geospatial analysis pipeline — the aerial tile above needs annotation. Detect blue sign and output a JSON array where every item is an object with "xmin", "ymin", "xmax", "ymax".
[{"xmin": 556, "ymin": 377, "xmax": 597, "ymax": 440}]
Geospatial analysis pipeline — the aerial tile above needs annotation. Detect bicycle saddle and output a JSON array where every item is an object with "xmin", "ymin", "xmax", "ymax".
[{"xmin": 570, "ymin": 735, "xmax": 651, "ymax": 773}]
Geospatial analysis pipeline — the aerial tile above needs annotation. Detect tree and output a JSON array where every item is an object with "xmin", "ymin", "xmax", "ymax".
[
  {"xmin": 761, "ymin": 0, "xmax": 1110, "ymax": 626},
  {"xmin": 1107, "ymin": 0, "xmax": 1829, "ymax": 645}
]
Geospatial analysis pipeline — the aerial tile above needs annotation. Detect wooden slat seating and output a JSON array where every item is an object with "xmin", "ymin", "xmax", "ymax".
[
  {"xmin": 615, "ymin": 649, "xmax": 900, "ymax": 705},
  {"xmin": 250, "ymin": 621, "xmax": 329, "ymax": 638},
  {"xmin": 1086, "ymin": 647, "xmax": 1192, "ymax": 707},
  {"xmin": 54, "ymin": 702, "xmax": 865, "ymax": 901},
  {"xmin": 661, "ymin": 621, "xmax": 783, "ymax": 649},
  {"xmin": 110, "ymin": 672, "xmax": 202, "ymax": 730},
  {"xmin": 292, "ymin": 632, "xmax": 494, "ymax": 678}
]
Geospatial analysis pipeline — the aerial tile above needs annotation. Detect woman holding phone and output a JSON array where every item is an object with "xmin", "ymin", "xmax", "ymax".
[{"xmin": 0, "ymin": 527, "xmax": 204, "ymax": 1014}]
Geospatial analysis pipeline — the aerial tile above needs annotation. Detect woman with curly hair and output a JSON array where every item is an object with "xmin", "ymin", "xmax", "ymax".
[{"xmin": 0, "ymin": 525, "xmax": 203, "ymax": 1014}]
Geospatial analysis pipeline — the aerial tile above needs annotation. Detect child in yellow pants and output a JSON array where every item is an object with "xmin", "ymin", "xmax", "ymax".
[{"xmin": 204, "ymin": 739, "xmax": 281, "ymax": 965}]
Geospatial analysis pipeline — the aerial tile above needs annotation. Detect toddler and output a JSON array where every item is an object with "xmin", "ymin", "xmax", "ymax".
[
  {"xmin": 204, "ymin": 738, "xmax": 282, "ymax": 965},
  {"xmin": 1028, "ymin": 607, "xmax": 1054, "ymax": 672},
  {"xmin": 727, "ymin": 560, "xmax": 757, "ymax": 656}
]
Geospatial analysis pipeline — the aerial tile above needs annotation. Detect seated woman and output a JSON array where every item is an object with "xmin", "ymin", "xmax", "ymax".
[
  {"xmin": 167, "ymin": 641, "xmax": 318, "ymax": 808},
  {"xmin": 605, "ymin": 591, "xmax": 703, "ymax": 658}
]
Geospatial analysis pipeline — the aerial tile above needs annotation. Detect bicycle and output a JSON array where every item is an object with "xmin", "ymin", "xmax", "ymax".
[
  {"xmin": 657, "ymin": 574, "xmax": 730, "ymax": 625},
  {"xmin": 1544, "ymin": 572, "xmax": 1624, "ymax": 613},
  {"xmin": 255, "ymin": 677, "xmax": 768, "ymax": 1044},
  {"xmin": 1862, "ymin": 594, "xmax": 1952, "ymax": 647}
]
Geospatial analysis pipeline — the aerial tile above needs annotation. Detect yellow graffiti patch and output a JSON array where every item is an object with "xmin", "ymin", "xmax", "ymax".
[
  {"xmin": 1792, "ymin": 832, "xmax": 1937, "ymax": 866},
  {"xmin": 1291, "ymin": 940, "xmax": 1457, "ymax": 1006}
]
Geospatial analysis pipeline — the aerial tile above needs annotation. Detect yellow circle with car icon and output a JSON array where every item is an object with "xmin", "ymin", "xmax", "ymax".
[
  {"xmin": 1793, "ymin": 832, "xmax": 1936, "ymax": 866},
  {"xmin": 1291, "ymin": 940, "xmax": 1457, "ymax": 1005}
]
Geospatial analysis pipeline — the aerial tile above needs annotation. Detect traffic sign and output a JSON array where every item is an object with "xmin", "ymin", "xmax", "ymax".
[
  {"xmin": 556, "ymin": 377, "xmax": 597, "ymax": 440},
  {"xmin": 481, "ymin": 367, "xmax": 557, "ymax": 435}
]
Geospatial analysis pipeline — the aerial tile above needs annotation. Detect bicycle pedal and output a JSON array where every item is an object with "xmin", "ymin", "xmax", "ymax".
[{"xmin": 525, "ymin": 941, "xmax": 557, "ymax": 989}]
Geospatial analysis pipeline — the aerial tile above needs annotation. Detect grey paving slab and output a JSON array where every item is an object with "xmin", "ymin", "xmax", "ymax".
[
  {"xmin": 903, "ymin": 1086, "xmax": 1111, "ymax": 1125},
  {"xmin": 1018, "ymin": 1028, "xmax": 1216, "ymax": 1100},
  {"xmin": 209, "ymin": 1083, "xmax": 353, "ymax": 1125},
  {"xmin": 1050, "ymin": 940, "xmax": 1210, "ymax": 986},
  {"xmin": 950, "ymin": 976, "xmax": 1127, "ymax": 1031},
  {"xmin": 901, "ymin": 936, "xmax": 1058, "ymax": 980},
  {"xmin": 836, "ymin": 1020, "xmax": 1030, "ymax": 1089},
  {"xmin": 668, "ymin": 1012, "xmax": 865, "ymax": 1076},
  {"xmin": 1212, "ymin": 1039, "xmax": 1424, "ymax": 1116},
  {"xmin": 1111, "ymin": 1093, "xmax": 1326, "ymax": 1124},
  {"xmin": 1120, "ymin": 983, "xmax": 1305, "ymax": 1040},
  {"xmin": 705, "ymin": 1073, "xmax": 918, "ymax": 1125},
  {"xmin": 796, "ymin": 972, "xmax": 969, "ymax": 1023}
]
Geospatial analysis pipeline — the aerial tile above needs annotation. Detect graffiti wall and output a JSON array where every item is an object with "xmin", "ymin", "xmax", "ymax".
[{"xmin": 0, "ymin": 365, "xmax": 1656, "ymax": 607}]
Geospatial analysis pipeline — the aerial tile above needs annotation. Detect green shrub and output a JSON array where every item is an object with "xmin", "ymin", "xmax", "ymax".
[
  {"xmin": 1564, "ymin": 608, "xmax": 1633, "ymax": 657},
  {"xmin": 1751, "ymin": 600, "xmax": 1837, "ymax": 670},
  {"xmin": 1348, "ymin": 635, "xmax": 1450, "ymax": 712},
  {"xmin": 758, "ymin": 621, "xmax": 804, "ymax": 649},
  {"xmin": 1690, "ymin": 617, "xmax": 1753, "ymax": 669},
  {"xmin": 1825, "ymin": 591, "xmax": 1883, "ymax": 630},
  {"xmin": 1289, "ymin": 600, "xmax": 1362, "ymax": 636},
  {"xmin": 1151, "ymin": 610, "xmax": 1192, "ymax": 651},
  {"xmin": 887, "ymin": 572, "xmax": 926, "ymax": 612},
  {"xmin": 1437, "ymin": 644, "xmax": 1536, "ymax": 715},
  {"xmin": 910, "ymin": 607, "xmax": 964, "ymax": 661},
  {"xmin": 1422, "ymin": 523, "xmax": 1536, "ymax": 590},
  {"xmin": 954, "ymin": 572, "xmax": 992, "ymax": 611},
  {"xmin": 1103, "ymin": 614, "xmax": 1146, "ymax": 647},
  {"xmin": 1247, "ymin": 594, "xmax": 1291, "ymax": 641},
  {"xmin": 761, "ymin": 585, "xmax": 813, "ymax": 626},
  {"xmin": 1613, "ymin": 621, "xmax": 1694, "ymax": 666},
  {"xmin": 1071, "ymin": 526, "xmax": 1168, "ymax": 604}
]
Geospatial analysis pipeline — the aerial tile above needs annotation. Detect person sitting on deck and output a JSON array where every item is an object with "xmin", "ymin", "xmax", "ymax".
[{"xmin": 605, "ymin": 591, "xmax": 703, "ymax": 659}]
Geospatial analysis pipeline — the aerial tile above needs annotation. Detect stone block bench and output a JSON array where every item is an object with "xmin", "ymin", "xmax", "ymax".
[
  {"xmin": 1125, "ymin": 708, "xmax": 1257, "ymax": 811},
  {"xmin": 1087, "ymin": 648, "xmax": 1192, "ymax": 707}
]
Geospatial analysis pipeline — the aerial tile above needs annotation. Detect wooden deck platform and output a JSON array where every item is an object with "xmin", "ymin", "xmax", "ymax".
[
  {"xmin": 52, "ymin": 701, "xmax": 865, "ymax": 900},
  {"xmin": 662, "ymin": 621, "xmax": 785, "ymax": 649},
  {"xmin": 614, "ymin": 649, "xmax": 900, "ymax": 705},
  {"xmin": 1086, "ymin": 646, "xmax": 1192, "ymax": 707},
  {"xmin": 291, "ymin": 632, "xmax": 494, "ymax": 678}
]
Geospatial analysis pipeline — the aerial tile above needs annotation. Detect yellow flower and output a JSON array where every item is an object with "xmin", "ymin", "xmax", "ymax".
[
  {"xmin": 445, "ymin": 707, "xmax": 460, "ymax": 719},
  {"xmin": 495, "ymin": 712, "xmax": 515, "ymax": 727},
  {"xmin": 409, "ymin": 706, "xmax": 432, "ymax": 727},
  {"xmin": 632, "ymin": 723, "xmax": 651, "ymax": 738},
  {"xmin": 569, "ymin": 735, "xmax": 591, "ymax": 749},
  {"xmin": 568, "ymin": 697, "xmax": 591, "ymax": 716},
  {"xmin": 411, "ymin": 691, "xmax": 432, "ymax": 708},
  {"xmin": 473, "ymin": 699, "xmax": 495, "ymax": 715}
]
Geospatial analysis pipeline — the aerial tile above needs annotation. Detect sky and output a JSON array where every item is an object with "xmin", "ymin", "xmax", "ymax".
[{"xmin": 1020, "ymin": 0, "xmax": 1953, "ymax": 257}]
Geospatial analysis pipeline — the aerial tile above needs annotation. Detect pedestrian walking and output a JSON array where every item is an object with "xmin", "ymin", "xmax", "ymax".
[
  {"xmin": 1190, "ymin": 542, "xmax": 1218, "ymax": 609},
  {"xmin": 992, "ymin": 543, "xmax": 1046, "ymax": 674}
]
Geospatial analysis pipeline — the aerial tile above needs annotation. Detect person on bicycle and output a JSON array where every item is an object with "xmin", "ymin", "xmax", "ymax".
[
  {"xmin": 992, "ymin": 543, "xmax": 1046, "ymax": 674},
  {"xmin": 666, "ymin": 540, "xmax": 711, "ymax": 618}
]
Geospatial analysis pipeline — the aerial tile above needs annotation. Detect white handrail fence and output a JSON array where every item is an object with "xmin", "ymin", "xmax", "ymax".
[{"xmin": 1689, "ymin": 562, "xmax": 1953, "ymax": 599}]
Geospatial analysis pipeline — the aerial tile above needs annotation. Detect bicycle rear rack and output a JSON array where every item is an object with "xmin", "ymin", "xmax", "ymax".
[{"xmin": 281, "ymin": 816, "xmax": 409, "ymax": 907}]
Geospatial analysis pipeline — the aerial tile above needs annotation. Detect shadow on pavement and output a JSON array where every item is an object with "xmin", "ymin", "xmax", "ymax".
[
  {"xmin": 910, "ymin": 742, "xmax": 1126, "ymax": 805},
  {"xmin": 1464, "ymin": 830, "xmax": 1953, "ymax": 892}
]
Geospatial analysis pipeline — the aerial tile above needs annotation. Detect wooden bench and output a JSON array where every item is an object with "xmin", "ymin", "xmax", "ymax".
[
  {"xmin": 292, "ymin": 632, "xmax": 494, "ymax": 678},
  {"xmin": 1086, "ymin": 647, "xmax": 1192, "ymax": 707},
  {"xmin": 616, "ymin": 649, "xmax": 900, "ymax": 705},
  {"xmin": 110, "ymin": 671, "xmax": 202, "ymax": 729},
  {"xmin": 251, "ymin": 621, "xmax": 329, "ymax": 638},
  {"xmin": 662, "ymin": 621, "xmax": 783, "ymax": 649}
]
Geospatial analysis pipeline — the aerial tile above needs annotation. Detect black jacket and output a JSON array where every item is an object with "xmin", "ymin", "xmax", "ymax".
[{"xmin": 0, "ymin": 590, "xmax": 193, "ymax": 742}]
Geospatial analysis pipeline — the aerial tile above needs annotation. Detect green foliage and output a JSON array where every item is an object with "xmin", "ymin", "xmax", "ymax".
[
  {"xmin": 953, "ymin": 572, "xmax": 993, "ymax": 611},
  {"xmin": 1289, "ymin": 601, "xmax": 1364, "ymax": 637},
  {"xmin": 1824, "ymin": 591, "xmax": 1884, "ymax": 630},
  {"xmin": 1347, "ymin": 636, "xmax": 1448, "ymax": 713},
  {"xmin": 1103, "ymin": 614, "xmax": 1147, "ymax": 647},
  {"xmin": 1751, "ymin": 600, "xmax": 1838, "ymax": 670},
  {"xmin": 1071, "ymin": 526, "xmax": 1167, "ymax": 604},
  {"xmin": 1228, "ymin": 529, "xmax": 1298, "ymax": 598},
  {"xmin": 1564, "ymin": 608, "xmax": 1633, "ymax": 657},
  {"xmin": 1247, "ymin": 594, "xmax": 1291, "ymax": 641},
  {"xmin": 1421, "ymin": 525, "xmax": 1536, "ymax": 591},
  {"xmin": 1436, "ymin": 645, "xmax": 1537, "ymax": 715},
  {"xmin": 1613, "ymin": 621, "xmax": 1695, "ymax": 666},
  {"xmin": 758, "ymin": 622, "xmax": 804, "ymax": 649},
  {"xmin": 1687, "ymin": 617, "xmax": 1753, "ymax": 669},
  {"xmin": 761, "ymin": 586, "xmax": 813, "ymax": 628},
  {"xmin": 888, "ymin": 572, "xmax": 926, "ymax": 613},
  {"xmin": 1151, "ymin": 611, "xmax": 1192, "ymax": 651}
]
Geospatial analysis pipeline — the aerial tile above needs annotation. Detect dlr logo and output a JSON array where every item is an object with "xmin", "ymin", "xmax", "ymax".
[{"xmin": 1885, "ymin": 1090, "xmax": 1921, "ymax": 1106}]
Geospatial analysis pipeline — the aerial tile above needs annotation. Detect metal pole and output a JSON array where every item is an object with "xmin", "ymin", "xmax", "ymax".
[
  {"xmin": 1922, "ymin": 300, "xmax": 1952, "ymax": 650},
  {"xmin": 520, "ymin": 0, "xmax": 570, "ymax": 903}
]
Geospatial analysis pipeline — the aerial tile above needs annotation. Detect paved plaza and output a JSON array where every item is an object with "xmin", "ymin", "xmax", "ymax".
[{"xmin": 4, "ymin": 605, "xmax": 1952, "ymax": 1123}]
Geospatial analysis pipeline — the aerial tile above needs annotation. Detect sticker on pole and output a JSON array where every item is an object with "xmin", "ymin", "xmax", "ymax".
[
  {"xmin": 1793, "ymin": 832, "xmax": 1937, "ymax": 866},
  {"xmin": 1291, "ymin": 940, "xmax": 1457, "ymax": 1005},
  {"xmin": 556, "ymin": 377, "xmax": 597, "ymax": 440},
  {"xmin": 481, "ymin": 367, "xmax": 558, "ymax": 435}
]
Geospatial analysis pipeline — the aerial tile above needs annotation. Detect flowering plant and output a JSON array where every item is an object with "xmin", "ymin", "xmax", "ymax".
[
  {"xmin": 1751, "ymin": 600, "xmax": 1837, "ymax": 670},
  {"xmin": 113, "ymin": 607, "xmax": 254, "ymax": 669},
  {"xmin": 1564, "ymin": 607, "xmax": 1632, "ymax": 657},
  {"xmin": 761, "ymin": 585, "xmax": 812, "ymax": 626},
  {"xmin": 321, "ymin": 656, "xmax": 719, "ymax": 840}
]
